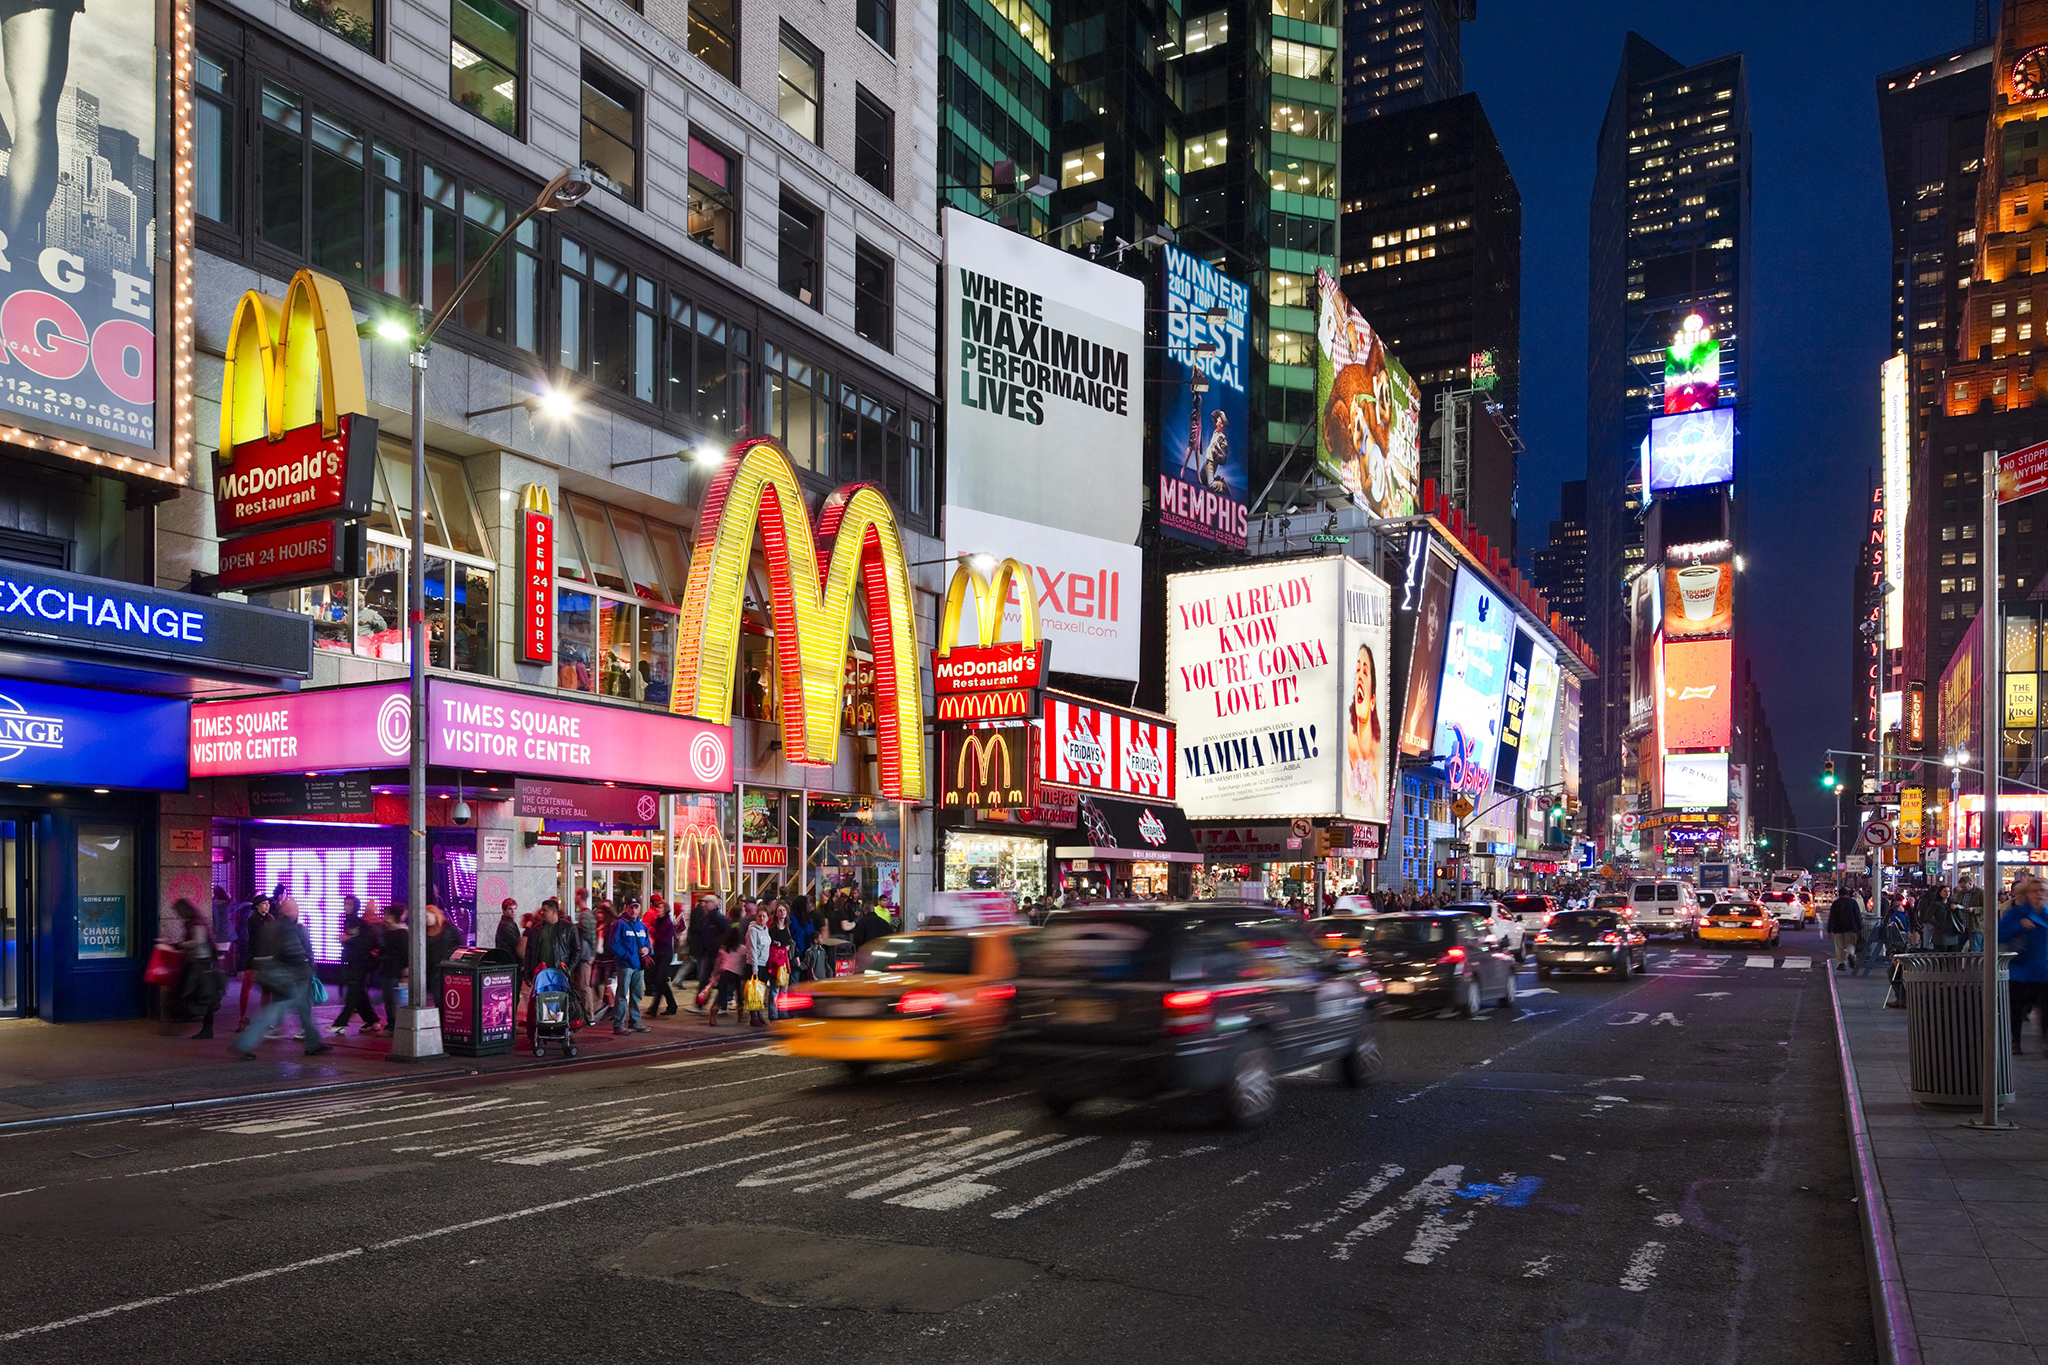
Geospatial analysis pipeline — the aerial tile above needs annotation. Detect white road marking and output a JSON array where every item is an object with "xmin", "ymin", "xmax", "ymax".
[
  {"xmin": 886, "ymin": 1136, "xmax": 1101, "ymax": 1212},
  {"xmin": 1655, "ymin": 1211, "xmax": 1684, "ymax": 1227},
  {"xmin": 1620, "ymin": 1240, "xmax": 1667, "ymax": 1291},
  {"xmin": 1512, "ymin": 1009, "xmax": 1557, "ymax": 1022},
  {"xmin": 1404, "ymin": 1171, "xmax": 1510, "ymax": 1265},
  {"xmin": 646, "ymin": 1046, "xmax": 780, "ymax": 1070},
  {"xmin": 1332, "ymin": 1164, "xmax": 1463, "ymax": 1261},
  {"xmin": 0, "ymin": 1186, "xmax": 42, "ymax": 1199},
  {"xmin": 1609, "ymin": 1012, "xmax": 1649, "ymax": 1026},
  {"xmin": 844, "ymin": 1132, "xmax": 1041, "ymax": 1200},
  {"xmin": 497, "ymin": 1146, "xmax": 603, "ymax": 1165},
  {"xmin": 1651, "ymin": 1012, "xmax": 1683, "ymax": 1027},
  {"xmin": 1270, "ymin": 1163, "xmax": 1404, "ymax": 1240},
  {"xmin": 1517, "ymin": 986, "xmax": 1556, "ymax": 996},
  {"xmin": 1523, "ymin": 1255, "xmax": 1553, "ymax": 1278},
  {"xmin": 1744, "ymin": 956, "xmax": 1775, "ymax": 969},
  {"xmin": 1782, "ymin": 956, "xmax": 1812, "ymax": 969},
  {"xmin": 990, "ymin": 1140, "xmax": 1153, "ymax": 1220},
  {"xmin": 571, "ymin": 1116, "xmax": 834, "ymax": 1172},
  {"xmin": 736, "ymin": 1130, "xmax": 969, "ymax": 1187},
  {"xmin": 1697, "ymin": 992, "xmax": 1731, "ymax": 999}
]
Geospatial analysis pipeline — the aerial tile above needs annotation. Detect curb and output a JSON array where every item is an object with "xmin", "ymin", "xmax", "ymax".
[
  {"xmin": 1826, "ymin": 967, "xmax": 1920, "ymax": 1365},
  {"xmin": 0, "ymin": 1030, "xmax": 750, "ymax": 1134}
]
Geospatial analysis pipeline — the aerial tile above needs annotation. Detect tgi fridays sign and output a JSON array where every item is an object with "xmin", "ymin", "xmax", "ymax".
[{"xmin": 1038, "ymin": 690, "xmax": 1175, "ymax": 800}]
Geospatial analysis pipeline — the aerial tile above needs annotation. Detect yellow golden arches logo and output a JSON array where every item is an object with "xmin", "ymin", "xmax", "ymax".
[
  {"xmin": 670, "ymin": 437, "xmax": 926, "ymax": 801},
  {"xmin": 218, "ymin": 268, "xmax": 368, "ymax": 458},
  {"xmin": 957, "ymin": 730, "xmax": 1012, "ymax": 794},
  {"xmin": 936, "ymin": 557, "xmax": 1040, "ymax": 656}
]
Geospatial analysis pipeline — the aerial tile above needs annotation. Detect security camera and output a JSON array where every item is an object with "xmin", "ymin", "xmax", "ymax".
[{"xmin": 452, "ymin": 799, "xmax": 473, "ymax": 826}]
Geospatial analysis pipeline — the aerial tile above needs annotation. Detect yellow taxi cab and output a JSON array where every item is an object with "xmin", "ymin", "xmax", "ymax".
[
  {"xmin": 1695, "ymin": 892, "xmax": 1782, "ymax": 947},
  {"xmin": 772, "ymin": 928, "xmax": 1025, "ymax": 1077}
]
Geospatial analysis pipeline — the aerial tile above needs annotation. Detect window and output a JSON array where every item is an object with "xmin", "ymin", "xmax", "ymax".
[
  {"xmin": 764, "ymin": 343, "xmax": 830, "ymax": 470},
  {"xmin": 294, "ymin": 0, "xmax": 377, "ymax": 51},
  {"xmin": 1271, "ymin": 39, "xmax": 1332, "ymax": 80},
  {"xmin": 424, "ymin": 167, "xmax": 539, "ymax": 351},
  {"xmin": 857, "ymin": 0, "xmax": 892, "ymax": 53},
  {"xmin": 854, "ymin": 87, "xmax": 894, "ymax": 196},
  {"xmin": 1182, "ymin": 8, "xmax": 1226, "ymax": 52},
  {"xmin": 1183, "ymin": 131, "xmax": 1227, "ymax": 171},
  {"xmin": 777, "ymin": 27, "xmax": 821, "ymax": 143},
  {"xmin": 1187, "ymin": 69, "xmax": 1227, "ymax": 115},
  {"xmin": 690, "ymin": 0, "xmax": 737, "ymax": 79},
  {"xmin": 1270, "ymin": 329, "xmax": 1311, "ymax": 365},
  {"xmin": 579, "ymin": 60, "xmax": 640, "ymax": 202},
  {"xmin": 853, "ymin": 240, "xmax": 893, "ymax": 351},
  {"xmin": 560, "ymin": 239, "xmax": 656, "ymax": 403},
  {"xmin": 687, "ymin": 136, "xmax": 738, "ymax": 260},
  {"xmin": 778, "ymin": 191, "xmax": 822, "ymax": 308},
  {"xmin": 555, "ymin": 495, "xmax": 683, "ymax": 703},
  {"xmin": 196, "ymin": 50, "xmax": 236, "ymax": 226},
  {"xmin": 288, "ymin": 449, "xmax": 493, "ymax": 674},
  {"xmin": 450, "ymin": 0, "xmax": 523, "ymax": 135},
  {"xmin": 259, "ymin": 84, "xmax": 412, "ymax": 300},
  {"xmin": 1062, "ymin": 143, "xmax": 1105, "ymax": 187},
  {"xmin": 666, "ymin": 297, "xmax": 753, "ymax": 437}
]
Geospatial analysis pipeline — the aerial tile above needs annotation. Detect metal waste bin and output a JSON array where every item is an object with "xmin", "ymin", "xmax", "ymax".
[
  {"xmin": 1900, "ymin": 951, "xmax": 2014, "ymax": 1106},
  {"xmin": 440, "ymin": 947, "xmax": 521, "ymax": 1057}
]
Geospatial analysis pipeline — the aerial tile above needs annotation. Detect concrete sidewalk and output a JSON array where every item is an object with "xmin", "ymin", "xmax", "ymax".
[
  {"xmin": 1836, "ymin": 963, "xmax": 2048, "ymax": 1364},
  {"xmin": 0, "ymin": 989, "xmax": 761, "ymax": 1127}
]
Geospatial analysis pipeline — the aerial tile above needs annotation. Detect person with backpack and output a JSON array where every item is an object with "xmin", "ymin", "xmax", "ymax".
[
  {"xmin": 2002, "ymin": 872, "xmax": 2048, "ymax": 1053},
  {"xmin": 1882, "ymin": 896, "xmax": 1917, "ymax": 1009}
]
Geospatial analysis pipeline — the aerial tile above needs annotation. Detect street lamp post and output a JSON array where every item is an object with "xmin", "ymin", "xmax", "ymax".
[
  {"xmin": 1947, "ymin": 747, "xmax": 1968, "ymax": 894},
  {"xmin": 387, "ymin": 167, "xmax": 592, "ymax": 1061}
]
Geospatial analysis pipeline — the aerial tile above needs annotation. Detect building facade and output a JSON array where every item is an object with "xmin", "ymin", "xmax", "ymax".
[
  {"xmin": 1341, "ymin": 0, "xmax": 1473, "ymax": 126},
  {"xmin": 1531, "ymin": 478, "xmax": 1588, "ymax": 638},
  {"xmin": 1585, "ymin": 33, "xmax": 1751, "ymax": 847}
]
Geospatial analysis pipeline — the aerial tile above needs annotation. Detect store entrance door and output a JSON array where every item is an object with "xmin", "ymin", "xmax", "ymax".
[{"xmin": 0, "ymin": 816, "xmax": 29, "ymax": 1016}]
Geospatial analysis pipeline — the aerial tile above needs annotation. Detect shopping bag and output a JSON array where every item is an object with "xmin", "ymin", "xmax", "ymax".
[
  {"xmin": 311, "ymin": 977, "xmax": 329, "ymax": 1006},
  {"xmin": 143, "ymin": 943, "xmax": 182, "ymax": 986},
  {"xmin": 742, "ymin": 977, "xmax": 766, "ymax": 1013}
]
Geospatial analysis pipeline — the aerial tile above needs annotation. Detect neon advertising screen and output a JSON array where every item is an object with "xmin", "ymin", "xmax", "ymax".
[
  {"xmin": 253, "ymin": 845, "xmax": 396, "ymax": 963},
  {"xmin": 1660, "ymin": 636, "xmax": 1734, "ymax": 751},
  {"xmin": 1644, "ymin": 408, "xmax": 1735, "ymax": 492},
  {"xmin": 1431, "ymin": 567, "xmax": 1515, "ymax": 795}
]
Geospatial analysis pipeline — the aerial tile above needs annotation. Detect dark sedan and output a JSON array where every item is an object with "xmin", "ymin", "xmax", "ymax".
[
  {"xmin": 1533, "ymin": 908, "xmax": 1646, "ymax": 979},
  {"xmin": 1358, "ymin": 911, "xmax": 1516, "ymax": 1016}
]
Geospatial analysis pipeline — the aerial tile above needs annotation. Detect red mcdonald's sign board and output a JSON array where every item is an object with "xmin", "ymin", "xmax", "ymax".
[
  {"xmin": 520, "ymin": 486, "xmax": 555, "ymax": 664},
  {"xmin": 589, "ymin": 837, "xmax": 653, "ymax": 864}
]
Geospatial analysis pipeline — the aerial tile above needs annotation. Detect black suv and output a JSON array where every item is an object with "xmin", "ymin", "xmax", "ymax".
[{"xmin": 1006, "ymin": 905, "xmax": 1382, "ymax": 1128}]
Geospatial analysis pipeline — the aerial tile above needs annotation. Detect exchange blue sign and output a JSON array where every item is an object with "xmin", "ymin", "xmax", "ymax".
[
  {"xmin": 0, "ymin": 678, "xmax": 188, "ymax": 790},
  {"xmin": 0, "ymin": 561, "xmax": 310, "ymax": 680}
]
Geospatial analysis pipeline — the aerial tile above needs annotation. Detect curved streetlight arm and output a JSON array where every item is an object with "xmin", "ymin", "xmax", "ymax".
[{"xmin": 421, "ymin": 168, "xmax": 590, "ymax": 345}]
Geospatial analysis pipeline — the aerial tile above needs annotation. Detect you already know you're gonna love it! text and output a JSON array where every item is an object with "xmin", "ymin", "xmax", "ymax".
[{"xmin": 955, "ymin": 268, "xmax": 1134, "ymax": 425}]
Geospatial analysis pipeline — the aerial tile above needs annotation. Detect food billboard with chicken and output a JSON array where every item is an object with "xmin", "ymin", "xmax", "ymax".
[{"xmin": 1315, "ymin": 269, "xmax": 1421, "ymax": 519}]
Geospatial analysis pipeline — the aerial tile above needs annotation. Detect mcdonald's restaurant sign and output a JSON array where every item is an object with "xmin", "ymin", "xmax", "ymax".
[
  {"xmin": 941, "ymin": 725, "xmax": 1034, "ymax": 812},
  {"xmin": 214, "ymin": 270, "xmax": 379, "ymax": 539},
  {"xmin": 933, "ymin": 556, "xmax": 1049, "ymax": 723},
  {"xmin": 670, "ymin": 437, "xmax": 926, "ymax": 801}
]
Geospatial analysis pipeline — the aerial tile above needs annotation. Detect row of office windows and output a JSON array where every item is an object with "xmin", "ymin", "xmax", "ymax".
[{"xmin": 196, "ymin": 49, "xmax": 926, "ymax": 508}]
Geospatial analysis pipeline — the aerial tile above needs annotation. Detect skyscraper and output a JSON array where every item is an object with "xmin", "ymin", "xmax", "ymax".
[
  {"xmin": 1532, "ymin": 479, "xmax": 1589, "ymax": 637},
  {"xmin": 939, "ymin": 0, "xmax": 1056, "ymax": 237},
  {"xmin": 1342, "ymin": 0, "xmax": 1474, "ymax": 125},
  {"xmin": 1336, "ymin": 90, "xmax": 1520, "ymax": 548},
  {"xmin": 1585, "ymin": 33, "xmax": 1751, "ymax": 836}
]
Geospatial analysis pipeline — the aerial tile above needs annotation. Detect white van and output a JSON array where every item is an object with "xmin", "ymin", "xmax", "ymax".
[{"xmin": 1630, "ymin": 879, "xmax": 1701, "ymax": 937}]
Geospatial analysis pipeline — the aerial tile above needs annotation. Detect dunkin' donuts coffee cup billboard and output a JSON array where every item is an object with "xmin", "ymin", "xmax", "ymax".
[{"xmin": 1661, "ymin": 548, "xmax": 1733, "ymax": 638}]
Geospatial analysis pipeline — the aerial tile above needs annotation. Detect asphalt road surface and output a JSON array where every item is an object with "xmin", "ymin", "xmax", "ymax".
[{"xmin": 0, "ymin": 926, "xmax": 1872, "ymax": 1365}]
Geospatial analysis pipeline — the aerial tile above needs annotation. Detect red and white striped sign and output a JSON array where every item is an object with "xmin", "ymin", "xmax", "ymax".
[{"xmin": 1039, "ymin": 692, "xmax": 1176, "ymax": 801}]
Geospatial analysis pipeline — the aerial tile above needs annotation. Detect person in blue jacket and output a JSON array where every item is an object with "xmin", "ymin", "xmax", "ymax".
[
  {"xmin": 610, "ymin": 909, "xmax": 652, "ymax": 1035},
  {"xmin": 1999, "ymin": 872, "xmax": 2048, "ymax": 1054}
]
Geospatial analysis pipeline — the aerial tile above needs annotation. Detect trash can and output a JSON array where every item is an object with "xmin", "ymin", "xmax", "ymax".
[
  {"xmin": 1900, "ymin": 951, "xmax": 2014, "ymax": 1107},
  {"xmin": 440, "ymin": 947, "xmax": 521, "ymax": 1057}
]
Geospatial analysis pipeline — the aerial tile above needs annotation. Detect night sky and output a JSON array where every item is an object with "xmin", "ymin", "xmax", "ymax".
[{"xmin": 1466, "ymin": 1, "xmax": 1974, "ymax": 845}]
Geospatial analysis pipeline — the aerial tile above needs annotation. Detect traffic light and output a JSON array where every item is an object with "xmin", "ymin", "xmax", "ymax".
[
  {"xmin": 1758, "ymin": 836, "xmax": 1770, "ymax": 848},
  {"xmin": 1549, "ymin": 796, "xmax": 1566, "ymax": 819},
  {"xmin": 1822, "ymin": 760, "xmax": 1838, "ymax": 790}
]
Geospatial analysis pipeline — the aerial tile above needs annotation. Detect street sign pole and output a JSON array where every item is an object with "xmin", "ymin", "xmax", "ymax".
[{"xmin": 1980, "ymin": 447, "xmax": 2010, "ymax": 1130}]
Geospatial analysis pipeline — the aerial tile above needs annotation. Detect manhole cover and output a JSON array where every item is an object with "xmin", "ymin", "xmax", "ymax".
[{"xmin": 72, "ymin": 1143, "xmax": 137, "ymax": 1160}]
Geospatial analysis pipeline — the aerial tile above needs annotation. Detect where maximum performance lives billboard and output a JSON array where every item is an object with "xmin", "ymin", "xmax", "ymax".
[
  {"xmin": 942, "ymin": 207, "xmax": 1144, "ymax": 547},
  {"xmin": 0, "ymin": 3, "xmax": 159, "ymax": 457},
  {"xmin": 1157, "ymin": 244, "xmax": 1250, "ymax": 551}
]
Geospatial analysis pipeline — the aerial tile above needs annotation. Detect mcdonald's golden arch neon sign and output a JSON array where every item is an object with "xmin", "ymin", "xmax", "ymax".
[
  {"xmin": 670, "ymin": 437, "xmax": 926, "ymax": 801},
  {"xmin": 213, "ymin": 269, "xmax": 378, "ymax": 537},
  {"xmin": 942, "ymin": 727, "xmax": 1029, "ymax": 810},
  {"xmin": 931, "ymin": 557, "xmax": 1048, "ymax": 723}
]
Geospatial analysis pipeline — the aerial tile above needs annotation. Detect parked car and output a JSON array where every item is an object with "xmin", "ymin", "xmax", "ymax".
[
  {"xmin": 1357, "ymin": 911, "xmax": 1517, "ymax": 1017},
  {"xmin": 1534, "ymin": 907, "xmax": 1647, "ymax": 978},
  {"xmin": 1005, "ymin": 906, "xmax": 1381, "ymax": 1128}
]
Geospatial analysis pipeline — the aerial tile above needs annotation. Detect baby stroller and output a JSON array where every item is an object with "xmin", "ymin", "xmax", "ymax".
[{"xmin": 529, "ymin": 966, "xmax": 577, "ymax": 1059}]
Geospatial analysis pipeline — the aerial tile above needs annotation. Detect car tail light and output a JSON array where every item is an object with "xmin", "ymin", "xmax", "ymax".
[
  {"xmin": 977, "ymin": 984, "xmax": 1017, "ymax": 1003},
  {"xmin": 779, "ymin": 991, "xmax": 814, "ymax": 1012},
  {"xmin": 1600, "ymin": 931, "xmax": 1621, "ymax": 943},
  {"xmin": 1441, "ymin": 945, "xmax": 1467, "ymax": 965},
  {"xmin": 1346, "ymin": 946, "xmax": 1365, "ymax": 958},
  {"xmin": 1162, "ymin": 989, "xmax": 1215, "ymax": 1035},
  {"xmin": 1752, "ymin": 919, "xmax": 1765, "ymax": 929},
  {"xmin": 1534, "ymin": 932, "xmax": 1551, "ymax": 944},
  {"xmin": 895, "ymin": 989, "xmax": 950, "ymax": 1017}
]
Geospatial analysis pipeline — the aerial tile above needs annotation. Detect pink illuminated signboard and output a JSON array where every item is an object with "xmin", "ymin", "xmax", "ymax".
[{"xmin": 192, "ymin": 680, "xmax": 733, "ymax": 790}]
